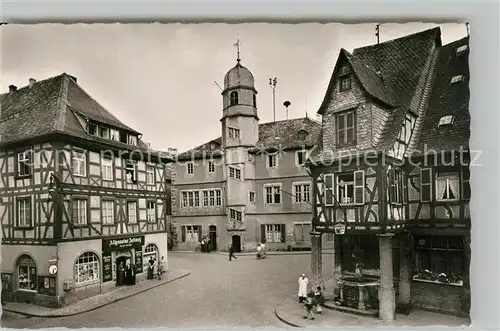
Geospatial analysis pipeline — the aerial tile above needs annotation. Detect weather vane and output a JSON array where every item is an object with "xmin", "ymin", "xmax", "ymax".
[{"xmin": 233, "ymin": 39, "xmax": 241, "ymax": 63}]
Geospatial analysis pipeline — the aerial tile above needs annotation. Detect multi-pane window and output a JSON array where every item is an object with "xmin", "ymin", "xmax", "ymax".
[
  {"xmin": 294, "ymin": 223, "xmax": 312, "ymax": 242},
  {"xmin": 17, "ymin": 255, "xmax": 37, "ymax": 291},
  {"xmin": 186, "ymin": 162, "xmax": 194, "ymax": 175},
  {"xmin": 336, "ymin": 110, "xmax": 356, "ymax": 146},
  {"xmin": 230, "ymin": 209, "xmax": 242, "ymax": 222},
  {"xmin": 143, "ymin": 244, "xmax": 158, "ymax": 271},
  {"xmin": 296, "ymin": 150, "xmax": 307, "ymax": 166},
  {"xmin": 125, "ymin": 161, "xmax": 136, "ymax": 183},
  {"xmin": 71, "ymin": 199, "xmax": 88, "ymax": 225},
  {"xmin": 436, "ymin": 172, "xmax": 460, "ymax": 201},
  {"xmin": 333, "ymin": 170, "xmax": 365, "ymax": 205},
  {"xmin": 216, "ymin": 190, "xmax": 222, "ymax": 206},
  {"xmin": 265, "ymin": 185, "xmax": 281, "ymax": 204},
  {"xmin": 17, "ymin": 150, "xmax": 32, "ymax": 177},
  {"xmin": 229, "ymin": 166, "xmax": 241, "ymax": 179},
  {"xmin": 228, "ymin": 127, "xmax": 240, "ymax": 139},
  {"xmin": 110, "ymin": 129, "xmax": 120, "ymax": 141},
  {"xmin": 194, "ymin": 191, "xmax": 200, "ymax": 207},
  {"xmin": 72, "ymin": 151, "xmax": 86, "ymax": 177},
  {"xmin": 389, "ymin": 169, "xmax": 405, "ymax": 204},
  {"xmin": 102, "ymin": 200, "xmax": 114, "ymax": 224},
  {"xmin": 74, "ymin": 252, "xmax": 100, "ymax": 285},
  {"xmin": 203, "ymin": 191, "xmax": 209, "ymax": 207},
  {"xmin": 128, "ymin": 135, "xmax": 138, "ymax": 146},
  {"xmin": 265, "ymin": 224, "xmax": 283, "ymax": 243},
  {"xmin": 127, "ymin": 201, "xmax": 137, "ymax": 223},
  {"xmin": 294, "ymin": 183, "xmax": 311, "ymax": 203},
  {"xmin": 146, "ymin": 167, "xmax": 155, "ymax": 185},
  {"xmin": 339, "ymin": 74, "xmax": 352, "ymax": 91},
  {"xmin": 209, "ymin": 190, "xmax": 215, "ymax": 206},
  {"xmin": 184, "ymin": 225, "xmax": 199, "ymax": 243},
  {"xmin": 230, "ymin": 91, "xmax": 239, "ymax": 106},
  {"xmin": 267, "ymin": 154, "xmax": 277, "ymax": 168},
  {"xmin": 17, "ymin": 198, "xmax": 31, "ymax": 227},
  {"xmin": 100, "ymin": 127, "xmax": 110, "ymax": 139},
  {"xmin": 414, "ymin": 235, "xmax": 464, "ymax": 283},
  {"xmin": 101, "ymin": 157, "xmax": 113, "ymax": 181},
  {"xmin": 249, "ymin": 191, "xmax": 256, "ymax": 204},
  {"xmin": 208, "ymin": 161, "xmax": 215, "ymax": 173},
  {"xmin": 182, "ymin": 192, "xmax": 188, "ymax": 208},
  {"xmin": 147, "ymin": 201, "xmax": 156, "ymax": 222}
]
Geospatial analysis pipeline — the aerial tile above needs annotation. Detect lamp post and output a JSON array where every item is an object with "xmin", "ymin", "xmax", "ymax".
[
  {"xmin": 283, "ymin": 100, "xmax": 291, "ymax": 120},
  {"xmin": 269, "ymin": 77, "xmax": 277, "ymax": 122}
]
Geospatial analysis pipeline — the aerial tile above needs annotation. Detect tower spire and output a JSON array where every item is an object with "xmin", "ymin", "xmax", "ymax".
[
  {"xmin": 375, "ymin": 24, "xmax": 380, "ymax": 44},
  {"xmin": 233, "ymin": 39, "xmax": 241, "ymax": 63}
]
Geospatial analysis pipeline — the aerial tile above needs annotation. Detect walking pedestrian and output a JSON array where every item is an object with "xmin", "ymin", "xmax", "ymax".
[
  {"xmin": 314, "ymin": 285, "xmax": 323, "ymax": 314},
  {"xmin": 228, "ymin": 244, "xmax": 238, "ymax": 261},
  {"xmin": 157, "ymin": 256, "xmax": 165, "ymax": 279},
  {"xmin": 298, "ymin": 273, "xmax": 309, "ymax": 303},
  {"xmin": 303, "ymin": 292, "xmax": 315, "ymax": 320}
]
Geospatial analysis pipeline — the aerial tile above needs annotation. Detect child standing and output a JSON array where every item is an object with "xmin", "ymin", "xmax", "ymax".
[
  {"xmin": 303, "ymin": 292, "xmax": 315, "ymax": 320},
  {"xmin": 314, "ymin": 286, "xmax": 323, "ymax": 314}
]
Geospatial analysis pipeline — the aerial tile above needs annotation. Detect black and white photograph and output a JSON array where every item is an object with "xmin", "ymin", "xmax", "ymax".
[{"xmin": 1, "ymin": 21, "xmax": 472, "ymax": 328}]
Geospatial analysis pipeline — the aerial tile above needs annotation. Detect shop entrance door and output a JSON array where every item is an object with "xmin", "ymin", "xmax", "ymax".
[
  {"xmin": 115, "ymin": 256, "xmax": 128, "ymax": 286},
  {"xmin": 209, "ymin": 225, "xmax": 217, "ymax": 251}
]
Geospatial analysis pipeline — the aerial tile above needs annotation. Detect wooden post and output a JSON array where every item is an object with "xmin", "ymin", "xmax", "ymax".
[{"xmin": 378, "ymin": 233, "xmax": 396, "ymax": 322}]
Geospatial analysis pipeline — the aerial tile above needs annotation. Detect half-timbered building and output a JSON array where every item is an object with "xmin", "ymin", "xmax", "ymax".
[
  {"xmin": 0, "ymin": 74, "xmax": 173, "ymax": 307},
  {"xmin": 307, "ymin": 27, "xmax": 471, "ymax": 321}
]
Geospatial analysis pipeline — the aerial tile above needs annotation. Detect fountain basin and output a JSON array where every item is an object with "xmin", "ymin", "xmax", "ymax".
[{"xmin": 337, "ymin": 276, "xmax": 380, "ymax": 311}]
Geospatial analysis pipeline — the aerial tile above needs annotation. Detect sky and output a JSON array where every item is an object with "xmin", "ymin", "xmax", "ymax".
[{"xmin": 1, "ymin": 22, "xmax": 468, "ymax": 153}]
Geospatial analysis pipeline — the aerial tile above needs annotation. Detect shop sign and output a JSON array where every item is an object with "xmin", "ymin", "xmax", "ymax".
[
  {"xmin": 103, "ymin": 253, "xmax": 113, "ymax": 283},
  {"xmin": 102, "ymin": 236, "xmax": 145, "ymax": 252}
]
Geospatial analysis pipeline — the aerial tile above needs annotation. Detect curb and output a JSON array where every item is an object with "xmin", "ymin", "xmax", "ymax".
[
  {"xmin": 3, "ymin": 270, "xmax": 191, "ymax": 318},
  {"xmin": 274, "ymin": 307, "xmax": 302, "ymax": 328}
]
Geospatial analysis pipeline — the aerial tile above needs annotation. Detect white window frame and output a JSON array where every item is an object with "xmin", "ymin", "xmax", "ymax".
[
  {"xmin": 336, "ymin": 110, "xmax": 356, "ymax": 146},
  {"xmin": 127, "ymin": 201, "xmax": 137, "ymax": 223},
  {"xmin": 17, "ymin": 197, "xmax": 32, "ymax": 227},
  {"xmin": 143, "ymin": 244, "xmax": 158, "ymax": 271},
  {"xmin": 128, "ymin": 135, "xmax": 138, "ymax": 146},
  {"xmin": 335, "ymin": 171, "xmax": 365, "ymax": 205},
  {"xmin": 146, "ymin": 166, "xmax": 155, "ymax": 185},
  {"xmin": 100, "ymin": 127, "xmax": 110, "ymax": 140},
  {"xmin": 229, "ymin": 166, "xmax": 241, "ymax": 180},
  {"xmin": 109, "ymin": 128, "xmax": 120, "ymax": 141},
  {"xmin": 266, "ymin": 153, "xmax": 278, "ymax": 169},
  {"xmin": 436, "ymin": 173, "xmax": 460, "ymax": 202},
  {"xmin": 202, "ymin": 191, "xmax": 209, "ymax": 207},
  {"xmin": 102, "ymin": 200, "xmax": 114, "ymax": 224},
  {"xmin": 228, "ymin": 127, "xmax": 240, "ymax": 139},
  {"xmin": 438, "ymin": 115, "xmax": 455, "ymax": 126},
  {"xmin": 101, "ymin": 157, "xmax": 113, "ymax": 181},
  {"xmin": 216, "ymin": 190, "xmax": 222, "ymax": 206},
  {"xmin": 17, "ymin": 256, "xmax": 37, "ymax": 291},
  {"xmin": 147, "ymin": 201, "xmax": 156, "ymax": 222},
  {"xmin": 293, "ymin": 182, "xmax": 311, "ymax": 203},
  {"xmin": 451, "ymin": 75, "xmax": 465, "ymax": 84},
  {"xmin": 208, "ymin": 161, "xmax": 215, "ymax": 174},
  {"xmin": 72, "ymin": 151, "xmax": 87, "ymax": 177},
  {"xmin": 264, "ymin": 183, "xmax": 282, "ymax": 205},
  {"xmin": 125, "ymin": 161, "xmax": 136, "ymax": 183},
  {"xmin": 265, "ymin": 224, "xmax": 282, "ymax": 243},
  {"xmin": 185, "ymin": 225, "xmax": 199, "ymax": 243},
  {"xmin": 230, "ymin": 208, "xmax": 242, "ymax": 222},
  {"xmin": 17, "ymin": 151, "xmax": 32, "ymax": 177},
  {"xmin": 72, "ymin": 199, "xmax": 88, "ymax": 225},
  {"xmin": 74, "ymin": 252, "xmax": 100, "ymax": 286},
  {"xmin": 249, "ymin": 191, "xmax": 256, "ymax": 204},
  {"xmin": 295, "ymin": 150, "xmax": 308, "ymax": 167},
  {"xmin": 186, "ymin": 162, "xmax": 194, "ymax": 175}
]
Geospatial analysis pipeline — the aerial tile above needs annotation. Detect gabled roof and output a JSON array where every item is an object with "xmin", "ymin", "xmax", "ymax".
[
  {"xmin": 0, "ymin": 73, "xmax": 146, "ymax": 149},
  {"xmin": 415, "ymin": 37, "xmax": 470, "ymax": 153},
  {"xmin": 177, "ymin": 117, "xmax": 322, "ymax": 161}
]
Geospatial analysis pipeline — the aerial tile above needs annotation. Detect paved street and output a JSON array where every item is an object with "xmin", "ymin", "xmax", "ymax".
[{"xmin": 2, "ymin": 252, "xmax": 333, "ymax": 328}]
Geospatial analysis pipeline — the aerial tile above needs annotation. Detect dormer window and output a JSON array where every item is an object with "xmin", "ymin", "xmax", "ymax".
[
  {"xmin": 298, "ymin": 130, "xmax": 308, "ymax": 140},
  {"xmin": 88, "ymin": 123, "xmax": 98, "ymax": 136},
  {"xmin": 456, "ymin": 45, "xmax": 468, "ymax": 55},
  {"xmin": 110, "ymin": 129, "xmax": 120, "ymax": 141},
  {"xmin": 128, "ymin": 135, "xmax": 138, "ymax": 146},
  {"xmin": 438, "ymin": 115, "xmax": 455, "ymax": 127},
  {"xmin": 100, "ymin": 127, "xmax": 110, "ymax": 140},
  {"xmin": 451, "ymin": 75, "xmax": 465, "ymax": 84},
  {"xmin": 230, "ymin": 91, "xmax": 239, "ymax": 106},
  {"xmin": 339, "ymin": 75, "xmax": 352, "ymax": 92}
]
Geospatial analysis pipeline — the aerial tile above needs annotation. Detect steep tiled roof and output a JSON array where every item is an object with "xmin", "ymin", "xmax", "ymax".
[
  {"xmin": 415, "ymin": 37, "xmax": 470, "ymax": 153},
  {"xmin": 177, "ymin": 117, "xmax": 322, "ymax": 161},
  {"xmin": 0, "ymin": 73, "xmax": 165, "ymax": 157}
]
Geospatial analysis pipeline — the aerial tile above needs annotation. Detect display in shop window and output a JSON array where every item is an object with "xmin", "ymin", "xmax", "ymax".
[
  {"xmin": 18, "ymin": 265, "xmax": 37, "ymax": 291},
  {"xmin": 412, "ymin": 269, "xmax": 464, "ymax": 286}
]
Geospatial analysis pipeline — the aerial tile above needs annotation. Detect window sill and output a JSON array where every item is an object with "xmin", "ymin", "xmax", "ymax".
[
  {"xmin": 436, "ymin": 199, "xmax": 460, "ymax": 203},
  {"xmin": 16, "ymin": 289, "xmax": 37, "ymax": 293},
  {"xmin": 14, "ymin": 175, "xmax": 32, "ymax": 180},
  {"xmin": 14, "ymin": 226, "xmax": 34, "ymax": 230},
  {"xmin": 412, "ymin": 277, "xmax": 463, "ymax": 287},
  {"xmin": 73, "ymin": 223, "xmax": 89, "ymax": 228},
  {"xmin": 73, "ymin": 174, "xmax": 87, "ymax": 178},
  {"xmin": 102, "ymin": 178, "xmax": 114, "ymax": 182},
  {"xmin": 75, "ymin": 279, "xmax": 100, "ymax": 288}
]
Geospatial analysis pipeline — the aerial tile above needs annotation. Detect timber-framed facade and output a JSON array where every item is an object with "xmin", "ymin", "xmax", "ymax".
[
  {"xmin": 308, "ymin": 28, "xmax": 471, "ymax": 321},
  {"xmin": 0, "ymin": 74, "xmax": 174, "ymax": 307}
]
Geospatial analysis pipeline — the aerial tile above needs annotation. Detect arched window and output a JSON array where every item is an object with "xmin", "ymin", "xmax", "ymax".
[
  {"xmin": 17, "ymin": 255, "xmax": 37, "ymax": 291},
  {"xmin": 230, "ymin": 91, "xmax": 239, "ymax": 106},
  {"xmin": 253, "ymin": 94, "xmax": 257, "ymax": 108},
  {"xmin": 74, "ymin": 252, "xmax": 100, "ymax": 285},
  {"xmin": 143, "ymin": 244, "xmax": 158, "ymax": 271}
]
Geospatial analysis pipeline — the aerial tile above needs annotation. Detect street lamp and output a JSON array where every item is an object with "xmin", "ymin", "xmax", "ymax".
[
  {"xmin": 283, "ymin": 100, "xmax": 291, "ymax": 120},
  {"xmin": 269, "ymin": 77, "xmax": 277, "ymax": 122}
]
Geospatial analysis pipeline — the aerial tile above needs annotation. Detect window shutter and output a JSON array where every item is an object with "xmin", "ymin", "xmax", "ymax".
[
  {"xmin": 388, "ymin": 169, "xmax": 396, "ymax": 203},
  {"xmin": 181, "ymin": 226, "xmax": 186, "ymax": 242},
  {"xmin": 280, "ymin": 224, "xmax": 286, "ymax": 243},
  {"xmin": 354, "ymin": 170, "xmax": 365, "ymax": 204},
  {"xmin": 261, "ymin": 224, "xmax": 266, "ymax": 243},
  {"xmin": 420, "ymin": 168, "xmax": 432, "ymax": 202},
  {"xmin": 324, "ymin": 174, "xmax": 334, "ymax": 206},
  {"xmin": 198, "ymin": 226, "xmax": 203, "ymax": 241},
  {"xmin": 71, "ymin": 200, "xmax": 77, "ymax": 223}
]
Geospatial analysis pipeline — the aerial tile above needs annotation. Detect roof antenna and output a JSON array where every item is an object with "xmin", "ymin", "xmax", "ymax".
[
  {"xmin": 375, "ymin": 24, "xmax": 380, "ymax": 44},
  {"xmin": 233, "ymin": 38, "xmax": 241, "ymax": 63},
  {"xmin": 283, "ymin": 101, "xmax": 291, "ymax": 120},
  {"xmin": 465, "ymin": 22, "xmax": 470, "ymax": 37}
]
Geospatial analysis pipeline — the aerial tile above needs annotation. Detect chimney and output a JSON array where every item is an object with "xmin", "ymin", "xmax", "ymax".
[
  {"xmin": 29, "ymin": 78, "xmax": 36, "ymax": 88},
  {"xmin": 8, "ymin": 85, "xmax": 17, "ymax": 93}
]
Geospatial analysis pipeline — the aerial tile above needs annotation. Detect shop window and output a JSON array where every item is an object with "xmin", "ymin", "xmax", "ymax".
[
  {"xmin": 74, "ymin": 252, "xmax": 100, "ymax": 285},
  {"xmin": 143, "ymin": 244, "xmax": 158, "ymax": 272},
  {"xmin": 17, "ymin": 255, "xmax": 37, "ymax": 291}
]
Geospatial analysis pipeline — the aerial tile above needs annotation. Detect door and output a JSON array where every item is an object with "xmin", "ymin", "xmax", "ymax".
[
  {"xmin": 209, "ymin": 225, "xmax": 217, "ymax": 251},
  {"xmin": 115, "ymin": 256, "xmax": 128, "ymax": 286},
  {"xmin": 231, "ymin": 235, "xmax": 241, "ymax": 253}
]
